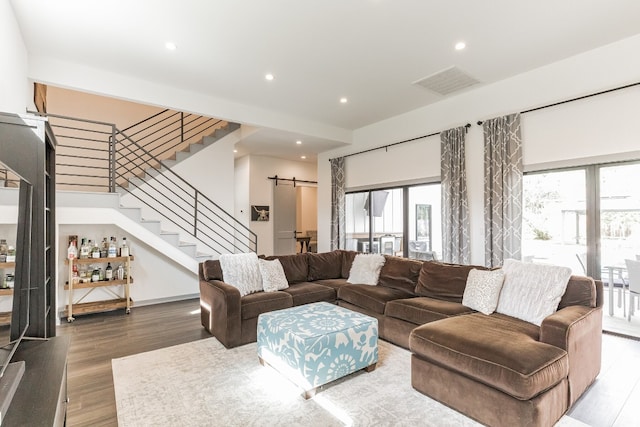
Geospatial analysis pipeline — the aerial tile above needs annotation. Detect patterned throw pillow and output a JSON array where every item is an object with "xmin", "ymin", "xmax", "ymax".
[
  {"xmin": 496, "ymin": 259, "xmax": 572, "ymax": 326},
  {"xmin": 219, "ymin": 253, "xmax": 263, "ymax": 297},
  {"xmin": 462, "ymin": 268, "xmax": 506, "ymax": 315},
  {"xmin": 258, "ymin": 259, "xmax": 289, "ymax": 292},
  {"xmin": 347, "ymin": 253, "xmax": 386, "ymax": 286}
]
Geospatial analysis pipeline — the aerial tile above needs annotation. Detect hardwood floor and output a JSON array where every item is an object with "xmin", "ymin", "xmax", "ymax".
[
  {"xmin": 3, "ymin": 299, "xmax": 640, "ymax": 426},
  {"xmin": 57, "ymin": 299, "xmax": 209, "ymax": 427}
]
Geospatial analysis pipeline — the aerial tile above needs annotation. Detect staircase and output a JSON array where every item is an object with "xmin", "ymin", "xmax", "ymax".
[{"xmin": 32, "ymin": 109, "xmax": 256, "ymax": 262}]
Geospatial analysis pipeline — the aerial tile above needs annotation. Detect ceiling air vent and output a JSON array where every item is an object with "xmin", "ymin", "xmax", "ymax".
[{"xmin": 412, "ymin": 66, "xmax": 480, "ymax": 96}]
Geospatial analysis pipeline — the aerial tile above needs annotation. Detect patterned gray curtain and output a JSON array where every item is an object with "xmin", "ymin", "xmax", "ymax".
[
  {"xmin": 483, "ymin": 113, "xmax": 523, "ymax": 267},
  {"xmin": 330, "ymin": 157, "xmax": 346, "ymax": 250},
  {"xmin": 440, "ymin": 127, "xmax": 470, "ymax": 264}
]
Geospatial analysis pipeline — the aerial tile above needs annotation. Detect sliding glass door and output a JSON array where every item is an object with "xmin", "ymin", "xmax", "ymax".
[
  {"xmin": 524, "ymin": 161, "xmax": 640, "ymax": 278},
  {"xmin": 599, "ymin": 163, "xmax": 640, "ymax": 270},
  {"xmin": 345, "ymin": 183, "xmax": 441, "ymax": 259},
  {"xmin": 522, "ymin": 170, "xmax": 587, "ymax": 274}
]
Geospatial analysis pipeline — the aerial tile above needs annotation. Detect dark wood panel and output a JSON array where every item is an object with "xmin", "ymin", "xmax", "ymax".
[{"xmin": 2, "ymin": 336, "xmax": 69, "ymax": 426}]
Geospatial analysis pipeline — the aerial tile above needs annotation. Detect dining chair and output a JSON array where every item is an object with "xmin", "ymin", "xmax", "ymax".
[
  {"xmin": 624, "ymin": 259, "xmax": 640, "ymax": 321},
  {"xmin": 576, "ymin": 252, "xmax": 626, "ymax": 309}
]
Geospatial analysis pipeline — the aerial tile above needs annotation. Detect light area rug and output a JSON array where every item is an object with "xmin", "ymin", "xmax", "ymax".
[{"xmin": 112, "ymin": 338, "xmax": 588, "ymax": 427}]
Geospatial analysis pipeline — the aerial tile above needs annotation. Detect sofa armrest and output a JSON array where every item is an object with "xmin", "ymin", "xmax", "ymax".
[
  {"xmin": 540, "ymin": 305, "xmax": 602, "ymax": 406},
  {"xmin": 199, "ymin": 279, "xmax": 242, "ymax": 348}
]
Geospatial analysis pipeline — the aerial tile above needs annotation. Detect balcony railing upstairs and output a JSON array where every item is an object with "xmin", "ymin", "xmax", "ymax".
[{"xmin": 29, "ymin": 111, "xmax": 256, "ymax": 256}]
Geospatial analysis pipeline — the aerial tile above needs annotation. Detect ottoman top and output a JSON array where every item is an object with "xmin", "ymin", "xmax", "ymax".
[{"xmin": 258, "ymin": 302, "xmax": 377, "ymax": 339}]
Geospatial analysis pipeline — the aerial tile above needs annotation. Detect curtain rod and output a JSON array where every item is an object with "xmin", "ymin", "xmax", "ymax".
[
  {"xmin": 329, "ymin": 123, "xmax": 471, "ymax": 162},
  {"xmin": 476, "ymin": 80, "xmax": 640, "ymax": 125},
  {"xmin": 268, "ymin": 175, "xmax": 318, "ymax": 186}
]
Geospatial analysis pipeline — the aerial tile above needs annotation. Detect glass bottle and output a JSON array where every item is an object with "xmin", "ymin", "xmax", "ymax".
[
  {"xmin": 108, "ymin": 237, "xmax": 117, "ymax": 258},
  {"xmin": 67, "ymin": 240, "xmax": 78, "ymax": 260},
  {"xmin": 72, "ymin": 263, "xmax": 79, "ymax": 285},
  {"xmin": 120, "ymin": 237, "xmax": 130, "ymax": 257},
  {"xmin": 91, "ymin": 265, "xmax": 100, "ymax": 282},
  {"xmin": 100, "ymin": 238, "xmax": 108, "ymax": 258},
  {"xmin": 91, "ymin": 240, "xmax": 100, "ymax": 258},
  {"xmin": 0, "ymin": 239, "xmax": 8, "ymax": 262},
  {"xmin": 80, "ymin": 238, "xmax": 89, "ymax": 259},
  {"xmin": 105, "ymin": 262, "xmax": 113, "ymax": 280},
  {"xmin": 6, "ymin": 245, "xmax": 16, "ymax": 263}
]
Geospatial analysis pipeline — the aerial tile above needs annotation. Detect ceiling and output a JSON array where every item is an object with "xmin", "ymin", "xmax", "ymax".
[{"xmin": 10, "ymin": 0, "xmax": 640, "ymax": 161}]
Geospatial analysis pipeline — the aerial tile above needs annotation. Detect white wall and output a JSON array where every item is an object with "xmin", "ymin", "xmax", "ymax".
[
  {"xmin": 0, "ymin": 1, "xmax": 30, "ymax": 113},
  {"xmin": 245, "ymin": 155, "xmax": 317, "ymax": 255},
  {"xmin": 234, "ymin": 155, "xmax": 251, "ymax": 243},
  {"xmin": 318, "ymin": 35, "xmax": 640, "ymax": 264}
]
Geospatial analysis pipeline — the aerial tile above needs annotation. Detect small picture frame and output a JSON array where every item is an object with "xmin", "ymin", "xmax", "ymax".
[{"xmin": 251, "ymin": 205, "xmax": 270, "ymax": 221}]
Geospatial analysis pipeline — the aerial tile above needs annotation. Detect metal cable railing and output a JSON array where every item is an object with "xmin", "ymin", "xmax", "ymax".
[
  {"xmin": 28, "ymin": 110, "xmax": 256, "ymax": 256},
  {"xmin": 114, "ymin": 129, "xmax": 256, "ymax": 254}
]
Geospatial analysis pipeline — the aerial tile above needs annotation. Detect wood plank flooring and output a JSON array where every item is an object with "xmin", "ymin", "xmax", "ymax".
[
  {"xmin": 57, "ymin": 299, "xmax": 209, "ymax": 427},
  {"xmin": 2, "ymin": 299, "xmax": 640, "ymax": 426}
]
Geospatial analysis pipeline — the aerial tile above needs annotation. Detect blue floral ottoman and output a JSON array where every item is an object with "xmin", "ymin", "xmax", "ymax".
[{"xmin": 257, "ymin": 302, "xmax": 378, "ymax": 398}]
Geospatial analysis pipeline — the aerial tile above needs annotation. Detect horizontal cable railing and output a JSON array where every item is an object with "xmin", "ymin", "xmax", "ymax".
[
  {"xmin": 114, "ymin": 129, "xmax": 257, "ymax": 254},
  {"xmin": 28, "ymin": 110, "xmax": 256, "ymax": 256},
  {"xmin": 42, "ymin": 113, "xmax": 115, "ymax": 192}
]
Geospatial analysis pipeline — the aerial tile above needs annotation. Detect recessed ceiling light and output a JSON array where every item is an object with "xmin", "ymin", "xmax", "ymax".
[
  {"xmin": 165, "ymin": 42, "xmax": 177, "ymax": 51},
  {"xmin": 455, "ymin": 41, "xmax": 466, "ymax": 51},
  {"xmin": 265, "ymin": 73, "xmax": 274, "ymax": 81},
  {"xmin": 296, "ymin": 140, "xmax": 302, "ymax": 145},
  {"xmin": 301, "ymin": 155, "xmax": 306, "ymax": 159},
  {"xmin": 340, "ymin": 97, "xmax": 348, "ymax": 104},
  {"xmin": 233, "ymin": 149, "xmax": 238, "ymax": 153}
]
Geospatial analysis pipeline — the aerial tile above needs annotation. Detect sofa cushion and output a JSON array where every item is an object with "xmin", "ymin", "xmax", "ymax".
[
  {"xmin": 410, "ymin": 313, "xmax": 568, "ymax": 400},
  {"xmin": 307, "ymin": 251, "xmax": 343, "ymax": 281},
  {"xmin": 378, "ymin": 256, "xmax": 423, "ymax": 294},
  {"xmin": 282, "ymin": 282, "xmax": 336, "ymax": 306},
  {"xmin": 338, "ymin": 284, "xmax": 414, "ymax": 314},
  {"xmin": 415, "ymin": 261, "xmax": 490, "ymax": 302},
  {"xmin": 462, "ymin": 268, "xmax": 505, "ymax": 315},
  {"xmin": 258, "ymin": 258, "xmax": 289, "ymax": 292},
  {"xmin": 558, "ymin": 275, "xmax": 596, "ymax": 309},
  {"xmin": 265, "ymin": 254, "xmax": 308, "ymax": 284},
  {"xmin": 347, "ymin": 253, "xmax": 386, "ymax": 285},
  {"xmin": 385, "ymin": 297, "xmax": 473, "ymax": 325},
  {"xmin": 341, "ymin": 250, "xmax": 358, "ymax": 279},
  {"xmin": 241, "ymin": 291, "xmax": 292, "ymax": 320},
  {"xmin": 313, "ymin": 278, "xmax": 349, "ymax": 290},
  {"xmin": 201, "ymin": 259, "xmax": 224, "ymax": 281},
  {"xmin": 219, "ymin": 253, "xmax": 263, "ymax": 297},
  {"xmin": 497, "ymin": 259, "xmax": 572, "ymax": 326}
]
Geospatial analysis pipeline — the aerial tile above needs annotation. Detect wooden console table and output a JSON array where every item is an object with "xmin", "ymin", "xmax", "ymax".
[{"xmin": 2, "ymin": 336, "xmax": 69, "ymax": 426}]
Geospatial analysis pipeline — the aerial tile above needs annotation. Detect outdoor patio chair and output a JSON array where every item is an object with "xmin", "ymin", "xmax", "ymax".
[{"xmin": 624, "ymin": 259, "xmax": 640, "ymax": 321}]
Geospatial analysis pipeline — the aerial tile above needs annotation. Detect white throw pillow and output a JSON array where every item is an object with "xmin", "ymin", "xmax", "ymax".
[
  {"xmin": 219, "ymin": 253, "xmax": 263, "ymax": 297},
  {"xmin": 347, "ymin": 253, "xmax": 386, "ymax": 286},
  {"xmin": 496, "ymin": 259, "xmax": 572, "ymax": 326},
  {"xmin": 462, "ymin": 268, "xmax": 506, "ymax": 315},
  {"xmin": 258, "ymin": 258, "xmax": 289, "ymax": 292}
]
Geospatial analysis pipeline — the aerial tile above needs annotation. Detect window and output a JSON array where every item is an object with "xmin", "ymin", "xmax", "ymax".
[
  {"xmin": 523, "ymin": 161, "xmax": 640, "ymax": 277},
  {"xmin": 345, "ymin": 183, "xmax": 441, "ymax": 259}
]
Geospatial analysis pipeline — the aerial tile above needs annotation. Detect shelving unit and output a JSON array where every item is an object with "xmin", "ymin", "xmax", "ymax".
[
  {"xmin": 64, "ymin": 255, "xmax": 134, "ymax": 321},
  {"xmin": 0, "ymin": 261, "xmax": 15, "ymax": 326}
]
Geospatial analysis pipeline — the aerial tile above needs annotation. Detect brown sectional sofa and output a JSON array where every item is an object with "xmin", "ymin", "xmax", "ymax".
[{"xmin": 198, "ymin": 250, "xmax": 603, "ymax": 427}]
